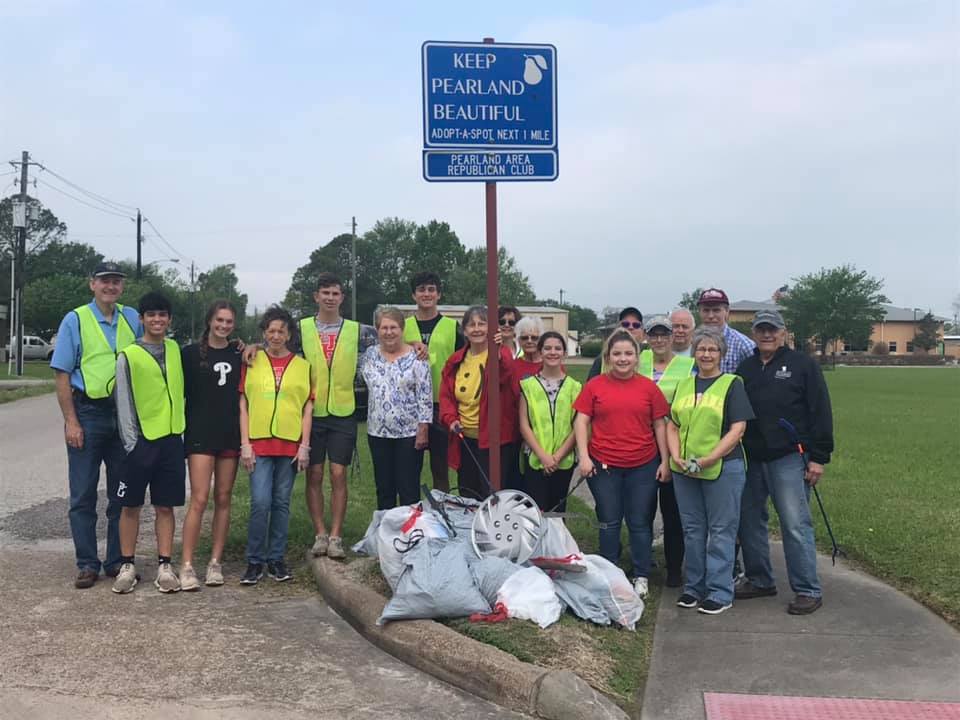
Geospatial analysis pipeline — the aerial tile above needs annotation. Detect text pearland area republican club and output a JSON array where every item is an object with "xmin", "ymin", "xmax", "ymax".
[{"xmin": 422, "ymin": 41, "xmax": 558, "ymax": 150}]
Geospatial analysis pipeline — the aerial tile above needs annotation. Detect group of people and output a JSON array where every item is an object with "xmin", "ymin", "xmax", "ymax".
[{"xmin": 52, "ymin": 263, "xmax": 834, "ymax": 618}]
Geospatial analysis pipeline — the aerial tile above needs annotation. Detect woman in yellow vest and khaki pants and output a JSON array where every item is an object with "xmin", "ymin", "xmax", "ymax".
[
  {"xmin": 239, "ymin": 307, "xmax": 313, "ymax": 586},
  {"xmin": 667, "ymin": 327, "xmax": 754, "ymax": 615},
  {"xmin": 639, "ymin": 315, "xmax": 696, "ymax": 588}
]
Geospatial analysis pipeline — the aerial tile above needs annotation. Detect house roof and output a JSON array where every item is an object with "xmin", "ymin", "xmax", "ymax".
[{"xmin": 730, "ymin": 300, "xmax": 948, "ymax": 323}]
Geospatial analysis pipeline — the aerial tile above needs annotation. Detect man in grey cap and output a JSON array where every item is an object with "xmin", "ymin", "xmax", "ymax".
[
  {"xmin": 734, "ymin": 309, "xmax": 834, "ymax": 615},
  {"xmin": 50, "ymin": 262, "xmax": 143, "ymax": 588}
]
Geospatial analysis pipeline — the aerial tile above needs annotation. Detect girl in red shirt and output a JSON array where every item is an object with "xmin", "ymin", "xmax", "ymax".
[{"xmin": 574, "ymin": 329, "xmax": 671, "ymax": 599}]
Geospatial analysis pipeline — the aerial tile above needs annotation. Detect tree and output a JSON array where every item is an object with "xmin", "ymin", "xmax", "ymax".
[
  {"xmin": 678, "ymin": 287, "xmax": 704, "ymax": 314},
  {"xmin": 913, "ymin": 312, "xmax": 940, "ymax": 353},
  {"xmin": 23, "ymin": 274, "xmax": 92, "ymax": 337},
  {"xmin": 778, "ymin": 265, "xmax": 888, "ymax": 361},
  {"xmin": 0, "ymin": 196, "xmax": 68, "ymax": 259},
  {"xmin": 445, "ymin": 246, "xmax": 537, "ymax": 306},
  {"xmin": 25, "ymin": 240, "xmax": 103, "ymax": 279},
  {"xmin": 195, "ymin": 264, "xmax": 249, "ymax": 320}
]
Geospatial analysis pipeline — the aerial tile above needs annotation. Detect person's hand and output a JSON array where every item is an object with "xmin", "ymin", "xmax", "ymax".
[
  {"xmin": 493, "ymin": 330, "xmax": 503, "ymax": 346},
  {"xmin": 698, "ymin": 453, "xmax": 717, "ymax": 470},
  {"xmin": 805, "ymin": 461, "xmax": 824, "ymax": 486},
  {"xmin": 241, "ymin": 444, "xmax": 256, "ymax": 472},
  {"xmin": 412, "ymin": 341, "xmax": 429, "ymax": 361},
  {"xmin": 656, "ymin": 461, "xmax": 672, "ymax": 484},
  {"xmin": 296, "ymin": 443, "xmax": 310, "ymax": 472},
  {"xmin": 415, "ymin": 424, "xmax": 429, "ymax": 450},
  {"xmin": 241, "ymin": 344, "xmax": 261, "ymax": 367},
  {"xmin": 64, "ymin": 420, "xmax": 84, "ymax": 450},
  {"xmin": 449, "ymin": 421, "xmax": 463, "ymax": 436},
  {"xmin": 232, "ymin": 338, "xmax": 247, "ymax": 353},
  {"xmin": 538, "ymin": 451, "xmax": 557, "ymax": 474},
  {"xmin": 577, "ymin": 457, "xmax": 596, "ymax": 478},
  {"xmin": 670, "ymin": 452, "xmax": 685, "ymax": 468}
]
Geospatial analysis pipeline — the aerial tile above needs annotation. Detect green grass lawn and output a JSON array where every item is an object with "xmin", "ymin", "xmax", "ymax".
[
  {"xmin": 4, "ymin": 360, "xmax": 56, "ymax": 380},
  {"xmin": 0, "ymin": 361, "xmax": 56, "ymax": 404}
]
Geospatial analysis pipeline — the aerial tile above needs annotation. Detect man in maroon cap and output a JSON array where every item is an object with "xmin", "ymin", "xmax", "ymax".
[{"xmin": 696, "ymin": 288, "xmax": 755, "ymax": 374}]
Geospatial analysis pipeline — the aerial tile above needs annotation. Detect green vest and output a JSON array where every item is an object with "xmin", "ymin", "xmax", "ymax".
[
  {"xmin": 300, "ymin": 317, "xmax": 358, "ymax": 417},
  {"xmin": 669, "ymin": 374, "xmax": 738, "ymax": 481},
  {"xmin": 120, "ymin": 339, "xmax": 185, "ymax": 440},
  {"xmin": 520, "ymin": 375, "xmax": 582, "ymax": 470},
  {"xmin": 246, "ymin": 352, "xmax": 312, "ymax": 442},
  {"xmin": 638, "ymin": 350, "xmax": 696, "ymax": 405},
  {"xmin": 75, "ymin": 303, "xmax": 137, "ymax": 399},
  {"xmin": 403, "ymin": 314, "xmax": 456, "ymax": 402}
]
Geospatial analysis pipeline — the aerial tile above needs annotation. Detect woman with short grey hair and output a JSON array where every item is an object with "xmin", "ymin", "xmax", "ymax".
[
  {"xmin": 690, "ymin": 326, "xmax": 727, "ymax": 359},
  {"xmin": 514, "ymin": 315, "xmax": 545, "ymax": 380}
]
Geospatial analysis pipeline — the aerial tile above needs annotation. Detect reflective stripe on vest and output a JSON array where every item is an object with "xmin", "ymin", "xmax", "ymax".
[
  {"xmin": 403, "ymin": 315, "xmax": 456, "ymax": 402},
  {"xmin": 669, "ymin": 374, "xmax": 738, "ymax": 480},
  {"xmin": 120, "ymin": 339, "xmax": 185, "ymax": 440},
  {"xmin": 300, "ymin": 317, "xmax": 358, "ymax": 417},
  {"xmin": 638, "ymin": 350, "xmax": 695, "ymax": 405},
  {"xmin": 245, "ymin": 352, "xmax": 311, "ymax": 442},
  {"xmin": 75, "ymin": 304, "xmax": 137, "ymax": 399},
  {"xmin": 520, "ymin": 375, "xmax": 582, "ymax": 470}
]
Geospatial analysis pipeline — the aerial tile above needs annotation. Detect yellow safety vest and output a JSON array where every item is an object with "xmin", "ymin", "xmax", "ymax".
[
  {"xmin": 75, "ymin": 303, "xmax": 137, "ymax": 398},
  {"xmin": 403, "ymin": 314, "xmax": 456, "ymax": 402},
  {"xmin": 638, "ymin": 350, "xmax": 695, "ymax": 405},
  {"xmin": 120, "ymin": 339, "xmax": 185, "ymax": 440},
  {"xmin": 520, "ymin": 375, "xmax": 582, "ymax": 470},
  {"xmin": 299, "ymin": 317, "xmax": 358, "ymax": 417},
  {"xmin": 245, "ymin": 352, "xmax": 311, "ymax": 442},
  {"xmin": 669, "ymin": 374, "xmax": 739, "ymax": 481}
]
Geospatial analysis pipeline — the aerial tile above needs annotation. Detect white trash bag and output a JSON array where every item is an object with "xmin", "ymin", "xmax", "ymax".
[
  {"xmin": 470, "ymin": 555, "xmax": 523, "ymax": 606},
  {"xmin": 560, "ymin": 555, "xmax": 644, "ymax": 631},
  {"xmin": 377, "ymin": 505, "xmax": 449, "ymax": 591},
  {"xmin": 495, "ymin": 566, "xmax": 563, "ymax": 629},
  {"xmin": 528, "ymin": 517, "xmax": 588, "ymax": 573},
  {"xmin": 351, "ymin": 509, "xmax": 387, "ymax": 556}
]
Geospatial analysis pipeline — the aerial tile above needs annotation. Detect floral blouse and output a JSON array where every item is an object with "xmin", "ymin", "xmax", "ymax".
[{"xmin": 361, "ymin": 346, "xmax": 433, "ymax": 438}]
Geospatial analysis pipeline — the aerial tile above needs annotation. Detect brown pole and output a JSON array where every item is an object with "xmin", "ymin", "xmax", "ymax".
[{"xmin": 483, "ymin": 36, "xmax": 501, "ymax": 492}]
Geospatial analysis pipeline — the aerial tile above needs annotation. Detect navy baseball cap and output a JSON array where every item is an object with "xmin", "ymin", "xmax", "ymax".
[{"xmin": 92, "ymin": 262, "xmax": 126, "ymax": 278}]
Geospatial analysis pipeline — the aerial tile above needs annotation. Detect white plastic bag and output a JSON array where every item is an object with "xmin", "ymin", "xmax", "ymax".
[
  {"xmin": 529, "ymin": 517, "xmax": 588, "ymax": 572},
  {"xmin": 351, "ymin": 509, "xmax": 386, "ymax": 556},
  {"xmin": 561, "ymin": 555, "xmax": 644, "ymax": 630},
  {"xmin": 377, "ymin": 505, "xmax": 449, "ymax": 590},
  {"xmin": 552, "ymin": 574, "xmax": 611, "ymax": 626},
  {"xmin": 470, "ymin": 555, "xmax": 523, "ymax": 606},
  {"xmin": 496, "ymin": 566, "xmax": 563, "ymax": 629}
]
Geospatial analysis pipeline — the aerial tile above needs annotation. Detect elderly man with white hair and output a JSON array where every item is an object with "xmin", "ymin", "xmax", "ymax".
[{"xmin": 669, "ymin": 308, "xmax": 696, "ymax": 357}]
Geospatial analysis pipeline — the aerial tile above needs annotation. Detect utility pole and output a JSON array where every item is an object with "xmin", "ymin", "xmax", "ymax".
[
  {"xmin": 190, "ymin": 261, "xmax": 197, "ymax": 340},
  {"xmin": 351, "ymin": 216, "xmax": 358, "ymax": 321},
  {"xmin": 559, "ymin": 288, "xmax": 565, "ymax": 305},
  {"xmin": 14, "ymin": 151, "xmax": 29, "ymax": 376},
  {"xmin": 136, "ymin": 210, "xmax": 142, "ymax": 279}
]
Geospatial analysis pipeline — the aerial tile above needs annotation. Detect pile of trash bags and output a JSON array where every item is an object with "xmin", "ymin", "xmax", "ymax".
[{"xmin": 351, "ymin": 491, "xmax": 644, "ymax": 631}]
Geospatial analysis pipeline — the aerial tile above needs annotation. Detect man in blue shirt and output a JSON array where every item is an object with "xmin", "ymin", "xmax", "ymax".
[
  {"xmin": 50, "ymin": 262, "xmax": 143, "ymax": 589},
  {"xmin": 697, "ymin": 288, "xmax": 756, "ymax": 374}
]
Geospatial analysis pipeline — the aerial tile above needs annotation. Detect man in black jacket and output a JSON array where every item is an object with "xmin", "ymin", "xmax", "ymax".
[{"xmin": 734, "ymin": 310, "xmax": 834, "ymax": 615}]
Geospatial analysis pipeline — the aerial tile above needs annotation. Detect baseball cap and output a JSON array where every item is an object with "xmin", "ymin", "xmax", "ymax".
[
  {"xmin": 618, "ymin": 306, "xmax": 643, "ymax": 322},
  {"xmin": 697, "ymin": 288, "xmax": 729, "ymax": 306},
  {"xmin": 752, "ymin": 309, "xmax": 786, "ymax": 329},
  {"xmin": 644, "ymin": 315, "xmax": 672, "ymax": 333},
  {"xmin": 92, "ymin": 261, "xmax": 127, "ymax": 278}
]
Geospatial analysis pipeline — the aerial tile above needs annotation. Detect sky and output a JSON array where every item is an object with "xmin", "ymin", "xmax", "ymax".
[{"xmin": 2, "ymin": 0, "xmax": 958, "ymax": 319}]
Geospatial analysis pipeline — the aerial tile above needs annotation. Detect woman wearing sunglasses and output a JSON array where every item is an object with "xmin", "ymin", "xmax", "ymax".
[
  {"xmin": 497, "ymin": 305, "xmax": 523, "ymax": 359},
  {"xmin": 587, "ymin": 307, "xmax": 647, "ymax": 380},
  {"xmin": 513, "ymin": 315, "xmax": 545, "ymax": 381}
]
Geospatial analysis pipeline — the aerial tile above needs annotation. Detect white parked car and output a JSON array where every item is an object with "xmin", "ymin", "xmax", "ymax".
[{"xmin": 7, "ymin": 335, "xmax": 54, "ymax": 361}]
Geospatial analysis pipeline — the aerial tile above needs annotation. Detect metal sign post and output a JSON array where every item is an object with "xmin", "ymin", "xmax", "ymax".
[{"xmin": 422, "ymin": 37, "xmax": 558, "ymax": 492}]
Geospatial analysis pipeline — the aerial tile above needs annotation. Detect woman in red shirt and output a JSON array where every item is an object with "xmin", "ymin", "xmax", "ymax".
[{"xmin": 574, "ymin": 328, "xmax": 671, "ymax": 599}]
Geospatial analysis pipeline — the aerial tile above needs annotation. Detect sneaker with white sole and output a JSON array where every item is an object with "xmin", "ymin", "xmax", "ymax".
[
  {"xmin": 311, "ymin": 534, "xmax": 329, "ymax": 557},
  {"xmin": 677, "ymin": 593, "xmax": 699, "ymax": 608},
  {"xmin": 180, "ymin": 564, "xmax": 201, "ymax": 592},
  {"xmin": 240, "ymin": 562, "xmax": 264, "ymax": 586},
  {"xmin": 155, "ymin": 563, "xmax": 181, "ymax": 593},
  {"xmin": 633, "ymin": 577, "xmax": 649, "ymax": 598},
  {"xmin": 111, "ymin": 563, "xmax": 139, "ymax": 594},
  {"xmin": 205, "ymin": 561, "xmax": 224, "ymax": 587},
  {"xmin": 698, "ymin": 599, "xmax": 732, "ymax": 615},
  {"xmin": 326, "ymin": 536, "xmax": 346, "ymax": 560}
]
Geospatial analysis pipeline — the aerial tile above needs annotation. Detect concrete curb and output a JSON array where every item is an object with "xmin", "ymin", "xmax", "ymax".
[{"xmin": 310, "ymin": 554, "xmax": 629, "ymax": 720}]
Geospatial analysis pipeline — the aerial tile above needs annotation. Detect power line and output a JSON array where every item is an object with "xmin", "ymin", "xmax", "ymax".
[
  {"xmin": 36, "ymin": 163, "xmax": 138, "ymax": 213},
  {"xmin": 36, "ymin": 178, "xmax": 135, "ymax": 220},
  {"xmin": 142, "ymin": 216, "xmax": 193, "ymax": 265}
]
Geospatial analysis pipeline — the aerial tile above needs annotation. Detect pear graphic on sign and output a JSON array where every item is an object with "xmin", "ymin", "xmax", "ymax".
[{"xmin": 523, "ymin": 54, "xmax": 548, "ymax": 85}]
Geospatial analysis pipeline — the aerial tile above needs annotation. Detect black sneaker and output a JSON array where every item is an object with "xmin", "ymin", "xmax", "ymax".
[
  {"xmin": 267, "ymin": 560, "xmax": 292, "ymax": 582},
  {"xmin": 698, "ymin": 599, "xmax": 732, "ymax": 615},
  {"xmin": 240, "ymin": 563, "xmax": 264, "ymax": 586},
  {"xmin": 735, "ymin": 581, "xmax": 778, "ymax": 600},
  {"xmin": 676, "ymin": 593, "xmax": 699, "ymax": 609}
]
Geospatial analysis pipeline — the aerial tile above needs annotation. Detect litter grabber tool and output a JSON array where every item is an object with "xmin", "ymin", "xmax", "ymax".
[
  {"xmin": 778, "ymin": 418, "xmax": 846, "ymax": 565},
  {"xmin": 421, "ymin": 484, "xmax": 457, "ymax": 538},
  {"xmin": 457, "ymin": 431, "xmax": 496, "ymax": 497}
]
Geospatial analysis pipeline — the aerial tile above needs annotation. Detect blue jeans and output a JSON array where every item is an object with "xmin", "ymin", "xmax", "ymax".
[
  {"xmin": 739, "ymin": 453, "xmax": 821, "ymax": 598},
  {"xmin": 587, "ymin": 457, "xmax": 659, "ymax": 578},
  {"xmin": 67, "ymin": 401, "xmax": 124, "ymax": 573},
  {"xmin": 246, "ymin": 456, "xmax": 296, "ymax": 564},
  {"xmin": 673, "ymin": 458, "xmax": 746, "ymax": 605}
]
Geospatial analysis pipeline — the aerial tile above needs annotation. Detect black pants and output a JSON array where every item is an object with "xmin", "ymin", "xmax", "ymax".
[
  {"xmin": 456, "ymin": 439, "xmax": 518, "ymax": 501},
  {"xmin": 659, "ymin": 479, "xmax": 685, "ymax": 578},
  {"xmin": 424, "ymin": 404, "xmax": 449, "ymax": 492},
  {"xmin": 367, "ymin": 435, "xmax": 423, "ymax": 510},
  {"xmin": 524, "ymin": 466, "xmax": 573, "ymax": 512}
]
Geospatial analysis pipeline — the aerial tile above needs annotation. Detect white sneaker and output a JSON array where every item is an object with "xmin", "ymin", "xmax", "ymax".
[
  {"xmin": 111, "ymin": 563, "xmax": 138, "ymax": 594},
  {"xmin": 205, "ymin": 561, "xmax": 224, "ymax": 587},
  {"xmin": 311, "ymin": 534, "xmax": 329, "ymax": 557},
  {"xmin": 634, "ymin": 577, "xmax": 649, "ymax": 598},
  {"xmin": 326, "ymin": 536, "xmax": 346, "ymax": 560},
  {"xmin": 180, "ymin": 564, "xmax": 201, "ymax": 592},
  {"xmin": 155, "ymin": 563, "xmax": 181, "ymax": 593}
]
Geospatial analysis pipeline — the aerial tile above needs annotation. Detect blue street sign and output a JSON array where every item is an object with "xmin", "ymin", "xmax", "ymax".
[
  {"xmin": 423, "ymin": 150, "xmax": 558, "ymax": 182},
  {"xmin": 422, "ymin": 41, "xmax": 557, "ymax": 151}
]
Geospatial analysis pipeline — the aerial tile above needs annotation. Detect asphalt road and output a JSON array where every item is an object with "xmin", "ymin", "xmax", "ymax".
[{"xmin": 0, "ymin": 394, "xmax": 525, "ymax": 720}]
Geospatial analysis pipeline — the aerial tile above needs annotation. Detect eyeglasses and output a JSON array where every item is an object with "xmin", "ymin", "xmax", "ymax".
[
  {"xmin": 620, "ymin": 321, "xmax": 643, "ymax": 329},
  {"xmin": 695, "ymin": 347, "xmax": 721, "ymax": 354},
  {"xmin": 648, "ymin": 333, "xmax": 672, "ymax": 339},
  {"xmin": 499, "ymin": 318, "xmax": 517, "ymax": 327},
  {"xmin": 519, "ymin": 334, "xmax": 539, "ymax": 342}
]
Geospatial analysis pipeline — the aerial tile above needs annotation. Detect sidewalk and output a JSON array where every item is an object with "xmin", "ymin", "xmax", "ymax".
[{"xmin": 641, "ymin": 541, "xmax": 960, "ymax": 718}]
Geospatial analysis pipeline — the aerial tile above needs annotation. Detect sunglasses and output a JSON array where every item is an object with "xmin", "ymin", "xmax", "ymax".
[
  {"xmin": 519, "ymin": 334, "xmax": 539, "ymax": 342},
  {"xmin": 620, "ymin": 321, "xmax": 643, "ymax": 329},
  {"xmin": 499, "ymin": 318, "xmax": 517, "ymax": 327}
]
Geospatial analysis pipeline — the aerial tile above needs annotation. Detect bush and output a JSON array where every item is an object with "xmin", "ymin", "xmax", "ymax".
[
  {"xmin": 872, "ymin": 341, "xmax": 890, "ymax": 355},
  {"xmin": 580, "ymin": 340, "xmax": 602, "ymax": 358}
]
